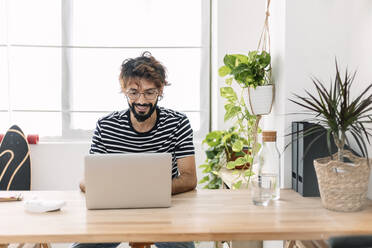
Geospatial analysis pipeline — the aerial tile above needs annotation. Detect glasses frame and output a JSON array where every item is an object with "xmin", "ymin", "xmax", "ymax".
[{"xmin": 125, "ymin": 89, "xmax": 159, "ymax": 101}]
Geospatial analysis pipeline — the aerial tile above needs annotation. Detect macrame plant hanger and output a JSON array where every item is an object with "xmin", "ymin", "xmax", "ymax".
[
  {"xmin": 252, "ymin": 0, "xmax": 272, "ymax": 154},
  {"xmin": 258, "ymin": 0, "xmax": 271, "ymax": 54}
]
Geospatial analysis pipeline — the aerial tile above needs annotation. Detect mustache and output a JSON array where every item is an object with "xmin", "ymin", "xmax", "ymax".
[{"xmin": 132, "ymin": 103, "xmax": 152, "ymax": 108}]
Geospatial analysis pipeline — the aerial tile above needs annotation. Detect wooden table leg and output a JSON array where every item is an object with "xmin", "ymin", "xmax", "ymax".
[
  {"xmin": 284, "ymin": 240, "xmax": 329, "ymax": 248},
  {"xmin": 296, "ymin": 240, "xmax": 329, "ymax": 248},
  {"xmin": 284, "ymin": 240, "xmax": 296, "ymax": 248},
  {"xmin": 312, "ymin": 240, "xmax": 329, "ymax": 248},
  {"xmin": 129, "ymin": 242, "xmax": 153, "ymax": 248}
]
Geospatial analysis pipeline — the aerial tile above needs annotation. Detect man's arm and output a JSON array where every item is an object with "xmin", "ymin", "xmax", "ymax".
[{"xmin": 172, "ymin": 155, "xmax": 197, "ymax": 195}]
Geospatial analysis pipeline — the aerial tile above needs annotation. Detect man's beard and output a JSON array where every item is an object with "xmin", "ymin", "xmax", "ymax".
[{"xmin": 128, "ymin": 99, "xmax": 158, "ymax": 122}]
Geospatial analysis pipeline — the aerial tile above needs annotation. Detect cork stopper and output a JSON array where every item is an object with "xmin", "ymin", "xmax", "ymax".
[{"xmin": 262, "ymin": 131, "xmax": 276, "ymax": 142}]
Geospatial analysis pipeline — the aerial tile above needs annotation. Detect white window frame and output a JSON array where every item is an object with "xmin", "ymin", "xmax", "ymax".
[{"xmin": 1, "ymin": 0, "xmax": 211, "ymax": 142}]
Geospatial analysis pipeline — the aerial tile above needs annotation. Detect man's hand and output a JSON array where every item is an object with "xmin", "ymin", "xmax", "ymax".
[
  {"xmin": 79, "ymin": 180, "xmax": 86, "ymax": 193},
  {"xmin": 172, "ymin": 156, "xmax": 197, "ymax": 195}
]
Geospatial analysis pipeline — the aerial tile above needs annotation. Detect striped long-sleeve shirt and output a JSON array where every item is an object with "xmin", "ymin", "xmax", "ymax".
[{"xmin": 89, "ymin": 107, "xmax": 195, "ymax": 178}]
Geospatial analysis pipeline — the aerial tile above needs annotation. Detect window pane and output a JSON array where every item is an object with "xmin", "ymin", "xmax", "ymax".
[
  {"xmin": 71, "ymin": 48, "xmax": 201, "ymax": 112},
  {"xmin": 11, "ymin": 111, "xmax": 62, "ymax": 137},
  {"xmin": 0, "ymin": 0, "xmax": 6, "ymax": 44},
  {"xmin": 9, "ymin": 0, "xmax": 61, "ymax": 45},
  {"xmin": 10, "ymin": 47, "xmax": 61, "ymax": 110},
  {"xmin": 71, "ymin": 112, "xmax": 108, "ymax": 130},
  {"xmin": 70, "ymin": 48, "xmax": 129, "ymax": 112},
  {"xmin": 183, "ymin": 111, "xmax": 201, "ymax": 133},
  {"xmin": 158, "ymin": 50, "xmax": 201, "ymax": 111},
  {"xmin": 0, "ymin": 47, "xmax": 8, "ymax": 110},
  {"xmin": 72, "ymin": 0, "xmax": 201, "ymax": 47}
]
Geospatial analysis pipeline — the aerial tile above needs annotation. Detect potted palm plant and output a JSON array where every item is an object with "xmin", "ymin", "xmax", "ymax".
[
  {"xmin": 218, "ymin": 51, "xmax": 273, "ymax": 115},
  {"xmin": 290, "ymin": 61, "xmax": 372, "ymax": 212}
]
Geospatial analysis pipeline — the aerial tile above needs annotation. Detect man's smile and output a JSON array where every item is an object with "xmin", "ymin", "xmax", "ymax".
[{"xmin": 135, "ymin": 105, "xmax": 149, "ymax": 113}]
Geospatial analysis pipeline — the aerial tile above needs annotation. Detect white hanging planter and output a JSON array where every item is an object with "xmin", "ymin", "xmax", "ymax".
[{"xmin": 246, "ymin": 84, "xmax": 274, "ymax": 115}]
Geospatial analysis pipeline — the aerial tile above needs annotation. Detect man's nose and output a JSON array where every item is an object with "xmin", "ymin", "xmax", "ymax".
[{"xmin": 137, "ymin": 93, "xmax": 147, "ymax": 104}]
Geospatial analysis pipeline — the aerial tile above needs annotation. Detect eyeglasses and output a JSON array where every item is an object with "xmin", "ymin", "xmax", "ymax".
[{"xmin": 126, "ymin": 89, "xmax": 159, "ymax": 100}]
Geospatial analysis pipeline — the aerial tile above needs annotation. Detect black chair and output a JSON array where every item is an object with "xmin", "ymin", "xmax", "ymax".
[{"xmin": 329, "ymin": 235, "xmax": 372, "ymax": 248}]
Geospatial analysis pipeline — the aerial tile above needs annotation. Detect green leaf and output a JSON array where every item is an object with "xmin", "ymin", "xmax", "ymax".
[
  {"xmin": 218, "ymin": 66, "xmax": 231, "ymax": 77},
  {"xmin": 233, "ymin": 54, "xmax": 249, "ymax": 64},
  {"xmin": 232, "ymin": 140, "xmax": 243, "ymax": 152},
  {"xmin": 205, "ymin": 150, "xmax": 216, "ymax": 159},
  {"xmin": 225, "ymin": 77, "xmax": 233, "ymax": 86},
  {"xmin": 232, "ymin": 180, "xmax": 243, "ymax": 189},
  {"xmin": 222, "ymin": 132, "xmax": 232, "ymax": 144},
  {"xmin": 226, "ymin": 161, "xmax": 236, "ymax": 169},
  {"xmin": 234, "ymin": 157, "xmax": 246, "ymax": 166},
  {"xmin": 204, "ymin": 131, "xmax": 222, "ymax": 147},
  {"xmin": 220, "ymin": 87, "xmax": 237, "ymax": 101},
  {"xmin": 205, "ymin": 131, "xmax": 222, "ymax": 140},
  {"xmin": 224, "ymin": 103, "xmax": 234, "ymax": 111},
  {"xmin": 245, "ymin": 74, "xmax": 255, "ymax": 83},
  {"xmin": 223, "ymin": 55, "xmax": 236, "ymax": 69},
  {"xmin": 248, "ymin": 51, "xmax": 258, "ymax": 59},
  {"xmin": 244, "ymin": 169, "xmax": 254, "ymax": 177},
  {"xmin": 198, "ymin": 175, "xmax": 209, "ymax": 184},
  {"xmin": 224, "ymin": 106, "xmax": 241, "ymax": 122},
  {"xmin": 212, "ymin": 170, "xmax": 220, "ymax": 176},
  {"xmin": 231, "ymin": 63, "xmax": 250, "ymax": 76},
  {"xmin": 234, "ymin": 151, "xmax": 246, "ymax": 157},
  {"xmin": 198, "ymin": 164, "xmax": 208, "ymax": 169},
  {"xmin": 259, "ymin": 51, "xmax": 271, "ymax": 67}
]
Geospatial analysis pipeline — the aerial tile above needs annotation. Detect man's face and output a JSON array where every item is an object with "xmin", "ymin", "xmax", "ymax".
[{"xmin": 124, "ymin": 79, "xmax": 162, "ymax": 122}]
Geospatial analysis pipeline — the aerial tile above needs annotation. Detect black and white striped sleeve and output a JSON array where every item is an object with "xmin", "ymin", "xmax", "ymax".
[
  {"xmin": 89, "ymin": 120, "xmax": 107, "ymax": 154},
  {"xmin": 174, "ymin": 117, "xmax": 195, "ymax": 159}
]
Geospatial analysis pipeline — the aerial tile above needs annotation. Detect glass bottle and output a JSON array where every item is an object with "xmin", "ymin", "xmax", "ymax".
[{"xmin": 257, "ymin": 130, "xmax": 281, "ymax": 200}]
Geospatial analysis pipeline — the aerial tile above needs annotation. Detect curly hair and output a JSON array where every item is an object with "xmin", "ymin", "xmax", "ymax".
[{"xmin": 119, "ymin": 51, "xmax": 169, "ymax": 91}]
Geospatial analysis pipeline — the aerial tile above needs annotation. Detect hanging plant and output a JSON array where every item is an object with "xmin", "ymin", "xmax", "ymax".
[{"xmin": 218, "ymin": 51, "xmax": 271, "ymax": 89}]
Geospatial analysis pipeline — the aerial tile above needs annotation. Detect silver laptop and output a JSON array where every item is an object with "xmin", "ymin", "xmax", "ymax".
[{"xmin": 84, "ymin": 153, "xmax": 172, "ymax": 210}]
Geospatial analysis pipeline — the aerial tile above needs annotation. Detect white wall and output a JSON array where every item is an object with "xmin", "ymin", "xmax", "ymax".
[
  {"xmin": 259, "ymin": 0, "xmax": 372, "ymax": 192},
  {"xmin": 212, "ymin": 0, "xmax": 372, "ymax": 194},
  {"xmin": 30, "ymin": 142, "xmax": 207, "ymax": 190},
  {"xmin": 30, "ymin": 143, "xmax": 89, "ymax": 190},
  {"xmin": 211, "ymin": 0, "xmax": 266, "ymax": 131},
  {"xmin": 263, "ymin": 0, "xmax": 287, "ymax": 187}
]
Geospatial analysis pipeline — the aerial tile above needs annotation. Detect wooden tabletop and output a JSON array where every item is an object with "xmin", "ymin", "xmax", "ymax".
[{"xmin": 0, "ymin": 189, "xmax": 372, "ymax": 243}]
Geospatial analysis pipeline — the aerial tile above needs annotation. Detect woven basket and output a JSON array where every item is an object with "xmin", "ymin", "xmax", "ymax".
[{"xmin": 314, "ymin": 150, "xmax": 371, "ymax": 212}]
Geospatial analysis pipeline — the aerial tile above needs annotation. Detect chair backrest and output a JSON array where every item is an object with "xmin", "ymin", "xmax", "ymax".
[{"xmin": 0, "ymin": 125, "xmax": 31, "ymax": 191}]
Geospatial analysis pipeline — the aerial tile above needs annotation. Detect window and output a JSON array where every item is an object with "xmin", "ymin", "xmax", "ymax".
[{"xmin": 0, "ymin": 0, "xmax": 210, "ymax": 141}]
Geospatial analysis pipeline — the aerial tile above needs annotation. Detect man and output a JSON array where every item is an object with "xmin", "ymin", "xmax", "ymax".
[{"xmin": 76, "ymin": 52, "xmax": 197, "ymax": 248}]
